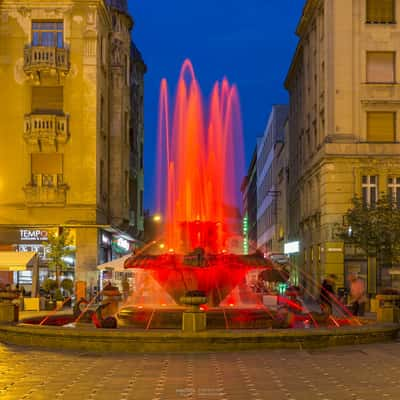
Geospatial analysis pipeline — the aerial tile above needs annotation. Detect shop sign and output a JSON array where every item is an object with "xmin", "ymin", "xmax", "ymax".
[
  {"xmin": 284, "ymin": 241, "xmax": 300, "ymax": 255},
  {"xmin": 112, "ymin": 237, "xmax": 131, "ymax": 254},
  {"xmin": 17, "ymin": 244, "xmax": 49, "ymax": 260},
  {"xmin": 269, "ymin": 253, "xmax": 290, "ymax": 264},
  {"xmin": 327, "ymin": 248, "xmax": 342, "ymax": 252},
  {"xmin": 20, "ymin": 229, "xmax": 48, "ymax": 241}
]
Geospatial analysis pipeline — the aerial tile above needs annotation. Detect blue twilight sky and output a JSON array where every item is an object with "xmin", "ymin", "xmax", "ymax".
[{"xmin": 128, "ymin": 1, "xmax": 305, "ymax": 212}]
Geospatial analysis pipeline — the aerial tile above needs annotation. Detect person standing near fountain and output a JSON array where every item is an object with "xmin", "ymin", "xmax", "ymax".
[
  {"xmin": 122, "ymin": 278, "xmax": 130, "ymax": 302},
  {"xmin": 349, "ymin": 273, "xmax": 366, "ymax": 316}
]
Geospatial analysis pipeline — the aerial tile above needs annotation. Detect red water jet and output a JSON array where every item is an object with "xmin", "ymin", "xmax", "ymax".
[{"xmin": 156, "ymin": 59, "xmax": 244, "ymax": 252}]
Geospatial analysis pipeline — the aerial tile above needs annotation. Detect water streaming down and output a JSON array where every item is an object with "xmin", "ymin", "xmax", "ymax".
[
  {"xmin": 156, "ymin": 59, "xmax": 245, "ymax": 252},
  {"xmin": 118, "ymin": 60, "xmax": 358, "ymax": 329},
  {"xmin": 18, "ymin": 61, "xmax": 363, "ymax": 329}
]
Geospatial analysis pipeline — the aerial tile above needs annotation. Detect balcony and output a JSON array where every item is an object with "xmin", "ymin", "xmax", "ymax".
[
  {"xmin": 23, "ymin": 46, "xmax": 70, "ymax": 83},
  {"xmin": 24, "ymin": 114, "xmax": 69, "ymax": 150},
  {"xmin": 23, "ymin": 184, "xmax": 68, "ymax": 207}
]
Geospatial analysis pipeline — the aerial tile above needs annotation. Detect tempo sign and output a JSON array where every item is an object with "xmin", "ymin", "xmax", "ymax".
[
  {"xmin": 284, "ymin": 241, "xmax": 300, "ymax": 255},
  {"xmin": 20, "ymin": 229, "xmax": 48, "ymax": 241}
]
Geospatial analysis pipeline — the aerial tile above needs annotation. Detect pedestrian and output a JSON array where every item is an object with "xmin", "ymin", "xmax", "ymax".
[
  {"xmin": 349, "ymin": 273, "xmax": 367, "ymax": 316},
  {"xmin": 122, "ymin": 278, "xmax": 130, "ymax": 301},
  {"xmin": 320, "ymin": 274, "xmax": 336, "ymax": 315}
]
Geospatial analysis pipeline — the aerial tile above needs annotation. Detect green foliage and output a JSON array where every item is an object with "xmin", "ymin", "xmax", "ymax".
[
  {"xmin": 335, "ymin": 194, "xmax": 400, "ymax": 265},
  {"xmin": 60, "ymin": 278, "xmax": 73, "ymax": 294},
  {"xmin": 44, "ymin": 229, "xmax": 74, "ymax": 286},
  {"xmin": 54, "ymin": 288, "xmax": 64, "ymax": 301},
  {"xmin": 42, "ymin": 278, "xmax": 57, "ymax": 293}
]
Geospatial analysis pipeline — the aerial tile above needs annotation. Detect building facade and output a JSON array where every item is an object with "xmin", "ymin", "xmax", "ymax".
[
  {"xmin": 256, "ymin": 105, "xmax": 289, "ymax": 254},
  {"xmin": 241, "ymin": 148, "xmax": 257, "ymax": 254},
  {"xmin": 0, "ymin": 0, "xmax": 145, "ymax": 289},
  {"xmin": 129, "ymin": 43, "xmax": 146, "ymax": 237},
  {"xmin": 285, "ymin": 0, "xmax": 400, "ymax": 294}
]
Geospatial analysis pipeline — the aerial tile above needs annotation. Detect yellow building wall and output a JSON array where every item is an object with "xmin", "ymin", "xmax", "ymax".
[
  {"xmin": 0, "ymin": 1, "xmax": 113, "ymax": 281},
  {"xmin": 286, "ymin": 0, "xmax": 400, "ymax": 291}
]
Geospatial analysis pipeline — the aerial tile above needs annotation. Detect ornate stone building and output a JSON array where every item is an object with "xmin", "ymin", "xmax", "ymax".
[
  {"xmin": 285, "ymin": 0, "xmax": 400, "ymax": 294},
  {"xmin": 0, "ymin": 0, "xmax": 146, "ymax": 289}
]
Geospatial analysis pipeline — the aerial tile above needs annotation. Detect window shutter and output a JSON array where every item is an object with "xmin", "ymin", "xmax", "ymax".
[
  {"xmin": 31, "ymin": 153, "xmax": 63, "ymax": 174},
  {"xmin": 367, "ymin": 52, "xmax": 395, "ymax": 83},
  {"xmin": 31, "ymin": 87, "xmax": 63, "ymax": 112},
  {"xmin": 367, "ymin": 0, "xmax": 395, "ymax": 23},
  {"xmin": 367, "ymin": 112, "xmax": 395, "ymax": 142}
]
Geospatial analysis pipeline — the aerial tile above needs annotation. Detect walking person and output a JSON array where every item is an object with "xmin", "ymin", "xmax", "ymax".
[
  {"xmin": 349, "ymin": 273, "xmax": 367, "ymax": 316},
  {"xmin": 320, "ymin": 274, "xmax": 336, "ymax": 315}
]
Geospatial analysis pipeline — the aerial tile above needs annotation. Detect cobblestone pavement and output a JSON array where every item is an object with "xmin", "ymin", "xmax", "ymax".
[{"xmin": 1, "ymin": 342, "xmax": 400, "ymax": 400}]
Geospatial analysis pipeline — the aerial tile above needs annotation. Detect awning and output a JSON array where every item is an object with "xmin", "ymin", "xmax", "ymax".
[
  {"xmin": 0, "ymin": 252, "xmax": 37, "ymax": 271},
  {"xmin": 97, "ymin": 254, "xmax": 131, "ymax": 272}
]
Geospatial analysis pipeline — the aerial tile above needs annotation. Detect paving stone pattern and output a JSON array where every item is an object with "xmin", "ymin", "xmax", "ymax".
[{"xmin": 0, "ymin": 342, "xmax": 400, "ymax": 400}]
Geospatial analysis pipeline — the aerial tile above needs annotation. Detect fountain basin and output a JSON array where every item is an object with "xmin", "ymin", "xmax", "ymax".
[{"xmin": 0, "ymin": 319, "xmax": 398, "ymax": 352}]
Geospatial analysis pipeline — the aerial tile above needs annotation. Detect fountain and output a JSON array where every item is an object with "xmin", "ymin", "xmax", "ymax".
[
  {"xmin": 9, "ymin": 60, "xmax": 399, "ymax": 352},
  {"xmin": 118, "ymin": 60, "xmax": 350, "ymax": 331}
]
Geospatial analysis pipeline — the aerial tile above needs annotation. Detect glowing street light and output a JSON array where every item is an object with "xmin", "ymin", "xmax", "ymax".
[{"xmin": 153, "ymin": 214, "xmax": 162, "ymax": 222}]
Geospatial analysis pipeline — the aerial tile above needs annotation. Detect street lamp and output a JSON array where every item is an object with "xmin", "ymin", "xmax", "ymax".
[{"xmin": 153, "ymin": 214, "xmax": 162, "ymax": 222}]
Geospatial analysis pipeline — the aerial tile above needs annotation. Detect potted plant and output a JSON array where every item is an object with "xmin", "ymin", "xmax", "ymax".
[
  {"xmin": 60, "ymin": 278, "xmax": 73, "ymax": 307},
  {"xmin": 54, "ymin": 288, "xmax": 64, "ymax": 310},
  {"xmin": 41, "ymin": 278, "xmax": 57, "ymax": 310}
]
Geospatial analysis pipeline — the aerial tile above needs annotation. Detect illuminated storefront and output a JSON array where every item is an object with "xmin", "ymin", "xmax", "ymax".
[{"xmin": 0, "ymin": 227, "xmax": 76, "ymax": 287}]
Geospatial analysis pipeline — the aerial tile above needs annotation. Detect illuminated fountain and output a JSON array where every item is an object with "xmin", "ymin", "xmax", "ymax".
[
  {"xmin": 14, "ymin": 60, "xmax": 388, "ymax": 351},
  {"xmin": 118, "ymin": 60, "xmax": 274, "ymax": 329},
  {"xmin": 117, "ymin": 60, "xmax": 356, "ymax": 330}
]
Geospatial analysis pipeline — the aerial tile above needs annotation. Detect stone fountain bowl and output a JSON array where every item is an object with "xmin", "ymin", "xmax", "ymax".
[
  {"xmin": 180, "ymin": 290, "xmax": 207, "ymax": 306},
  {"xmin": 180, "ymin": 296, "xmax": 207, "ymax": 306}
]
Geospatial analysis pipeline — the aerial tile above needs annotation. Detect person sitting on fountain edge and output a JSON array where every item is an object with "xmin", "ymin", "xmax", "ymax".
[{"xmin": 320, "ymin": 274, "xmax": 337, "ymax": 315}]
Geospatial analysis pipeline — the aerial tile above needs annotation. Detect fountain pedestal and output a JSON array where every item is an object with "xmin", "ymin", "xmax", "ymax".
[{"xmin": 180, "ymin": 294, "xmax": 207, "ymax": 332}]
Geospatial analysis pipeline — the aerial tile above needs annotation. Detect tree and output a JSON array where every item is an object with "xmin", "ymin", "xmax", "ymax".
[
  {"xmin": 44, "ymin": 229, "xmax": 74, "ymax": 287},
  {"xmin": 335, "ymin": 194, "xmax": 400, "ymax": 276},
  {"xmin": 61, "ymin": 278, "xmax": 74, "ymax": 296}
]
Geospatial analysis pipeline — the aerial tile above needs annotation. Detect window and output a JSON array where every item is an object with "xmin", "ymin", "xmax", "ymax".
[
  {"xmin": 100, "ymin": 160, "xmax": 104, "ymax": 196},
  {"xmin": 367, "ymin": 112, "xmax": 395, "ymax": 142},
  {"xmin": 125, "ymin": 171, "xmax": 129, "ymax": 206},
  {"xmin": 362, "ymin": 175, "xmax": 378, "ymax": 206},
  {"xmin": 100, "ymin": 36, "xmax": 106, "ymax": 66},
  {"xmin": 100, "ymin": 95, "xmax": 105, "ymax": 132},
  {"xmin": 125, "ymin": 54, "xmax": 130, "ymax": 85},
  {"xmin": 32, "ymin": 21, "xmax": 64, "ymax": 48},
  {"xmin": 140, "ymin": 142, "xmax": 144, "ymax": 169},
  {"xmin": 125, "ymin": 112, "xmax": 129, "ymax": 144},
  {"xmin": 367, "ymin": 52, "xmax": 395, "ymax": 83},
  {"xmin": 388, "ymin": 177, "xmax": 400, "ymax": 207},
  {"xmin": 366, "ymin": 0, "xmax": 395, "ymax": 24},
  {"xmin": 32, "ymin": 87, "xmax": 63, "ymax": 113},
  {"xmin": 31, "ymin": 153, "xmax": 63, "ymax": 187}
]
